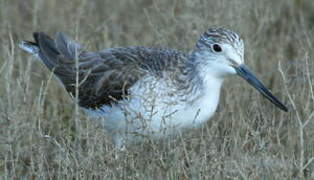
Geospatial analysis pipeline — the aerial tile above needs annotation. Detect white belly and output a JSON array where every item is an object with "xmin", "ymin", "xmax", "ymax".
[{"xmin": 84, "ymin": 76, "xmax": 223, "ymax": 145}]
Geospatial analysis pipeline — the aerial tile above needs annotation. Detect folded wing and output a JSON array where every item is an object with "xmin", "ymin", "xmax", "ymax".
[{"xmin": 21, "ymin": 32, "xmax": 186, "ymax": 109}]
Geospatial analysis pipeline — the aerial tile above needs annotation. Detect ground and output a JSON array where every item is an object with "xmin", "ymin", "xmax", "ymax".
[{"xmin": 0, "ymin": 0, "xmax": 314, "ymax": 179}]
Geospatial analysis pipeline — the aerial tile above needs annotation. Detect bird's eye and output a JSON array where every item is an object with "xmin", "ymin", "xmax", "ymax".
[{"xmin": 212, "ymin": 44, "xmax": 222, "ymax": 52}]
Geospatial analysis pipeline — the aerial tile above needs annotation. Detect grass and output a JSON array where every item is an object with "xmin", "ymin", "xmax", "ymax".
[{"xmin": 1, "ymin": 0, "xmax": 314, "ymax": 179}]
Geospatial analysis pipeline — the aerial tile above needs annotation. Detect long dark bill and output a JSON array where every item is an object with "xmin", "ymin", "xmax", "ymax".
[{"xmin": 235, "ymin": 64, "xmax": 288, "ymax": 112}]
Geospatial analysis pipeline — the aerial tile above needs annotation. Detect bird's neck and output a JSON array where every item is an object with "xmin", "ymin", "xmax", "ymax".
[
  {"xmin": 183, "ymin": 53, "xmax": 224, "ymax": 117},
  {"xmin": 187, "ymin": 52, "xmax": 224, "ymax": 92},
  {"xmin": 165, "ymin": 52, "xmax": 224, "ymax": 115}
]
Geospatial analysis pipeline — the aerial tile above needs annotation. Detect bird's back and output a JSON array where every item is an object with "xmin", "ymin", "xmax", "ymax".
[{"xmin": 19, "ymin": 32, "xmax": 193, "ymax": 109}]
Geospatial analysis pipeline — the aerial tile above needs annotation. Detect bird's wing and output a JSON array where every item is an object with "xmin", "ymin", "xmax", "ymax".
[{"xmin": 25, "ymin": 32, "xmax": 187, "ymax": 109}]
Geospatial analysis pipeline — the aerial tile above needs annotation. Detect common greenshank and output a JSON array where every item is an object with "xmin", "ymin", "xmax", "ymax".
[{"xmin": 19, "ymin": 27, "xmax": 288, "ymax": 147}]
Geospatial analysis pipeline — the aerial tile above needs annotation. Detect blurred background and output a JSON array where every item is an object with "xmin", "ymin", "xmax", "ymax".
[{"xmin": 0, "ymin": 0, "xmax": 314, "ymax": 179}]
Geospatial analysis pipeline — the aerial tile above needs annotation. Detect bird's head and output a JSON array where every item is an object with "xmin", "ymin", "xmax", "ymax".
[{"xmin": 192, "ymin": 27, "xmax": 288, "ymax": 112}]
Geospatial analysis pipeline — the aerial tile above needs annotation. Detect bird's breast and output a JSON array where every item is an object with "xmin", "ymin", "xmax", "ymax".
[{"xmin": 84, "ymin": 75, "xmax": 223, "ymax": 137}]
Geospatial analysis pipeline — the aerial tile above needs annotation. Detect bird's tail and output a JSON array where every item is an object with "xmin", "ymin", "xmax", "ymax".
[
  {"xmin": 19, "ymin": 40, "xmax": 40, "ymax": 58},
  {"xmin": 19, "ymin": 32, "xmax": 81, "ymax": 69},
  {"xmin": 19, "ymin": 32, "xmax": 82, "ymax": 93}
]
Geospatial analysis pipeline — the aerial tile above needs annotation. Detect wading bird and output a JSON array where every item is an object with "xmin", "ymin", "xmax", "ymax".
[{"xmin": 19, "ymin": 28, "xmax": 288, "ymax": 147}]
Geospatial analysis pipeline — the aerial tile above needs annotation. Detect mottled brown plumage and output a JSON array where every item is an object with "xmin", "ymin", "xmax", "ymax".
[{"xmin": 27, "ymin": 32, "xmax": 193, "ymax": 109}]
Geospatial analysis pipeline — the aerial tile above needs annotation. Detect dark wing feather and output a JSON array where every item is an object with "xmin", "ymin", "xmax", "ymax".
[
  {"xmin": 29, "ymin": 32, "xmax": 187, "ymax": 109},
  {"xmin": 75, "ymin": 49, "xmax": 148, "ymax": 108}
]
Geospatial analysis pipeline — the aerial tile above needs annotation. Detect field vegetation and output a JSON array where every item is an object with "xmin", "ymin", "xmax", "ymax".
[{"xmin": 0, "ymin": 0, "xmax": 314, "ymax": 179}]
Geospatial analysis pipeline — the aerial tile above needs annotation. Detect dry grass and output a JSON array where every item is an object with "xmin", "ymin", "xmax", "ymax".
[{"xmin": 1, "ymin": 0, "xmax": 314, "ymax": 179}]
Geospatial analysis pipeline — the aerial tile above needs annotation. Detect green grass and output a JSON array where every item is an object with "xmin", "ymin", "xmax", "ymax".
[{"xmin": 1, "ymin": 0, "xmax": 314, "ymax": 179}]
